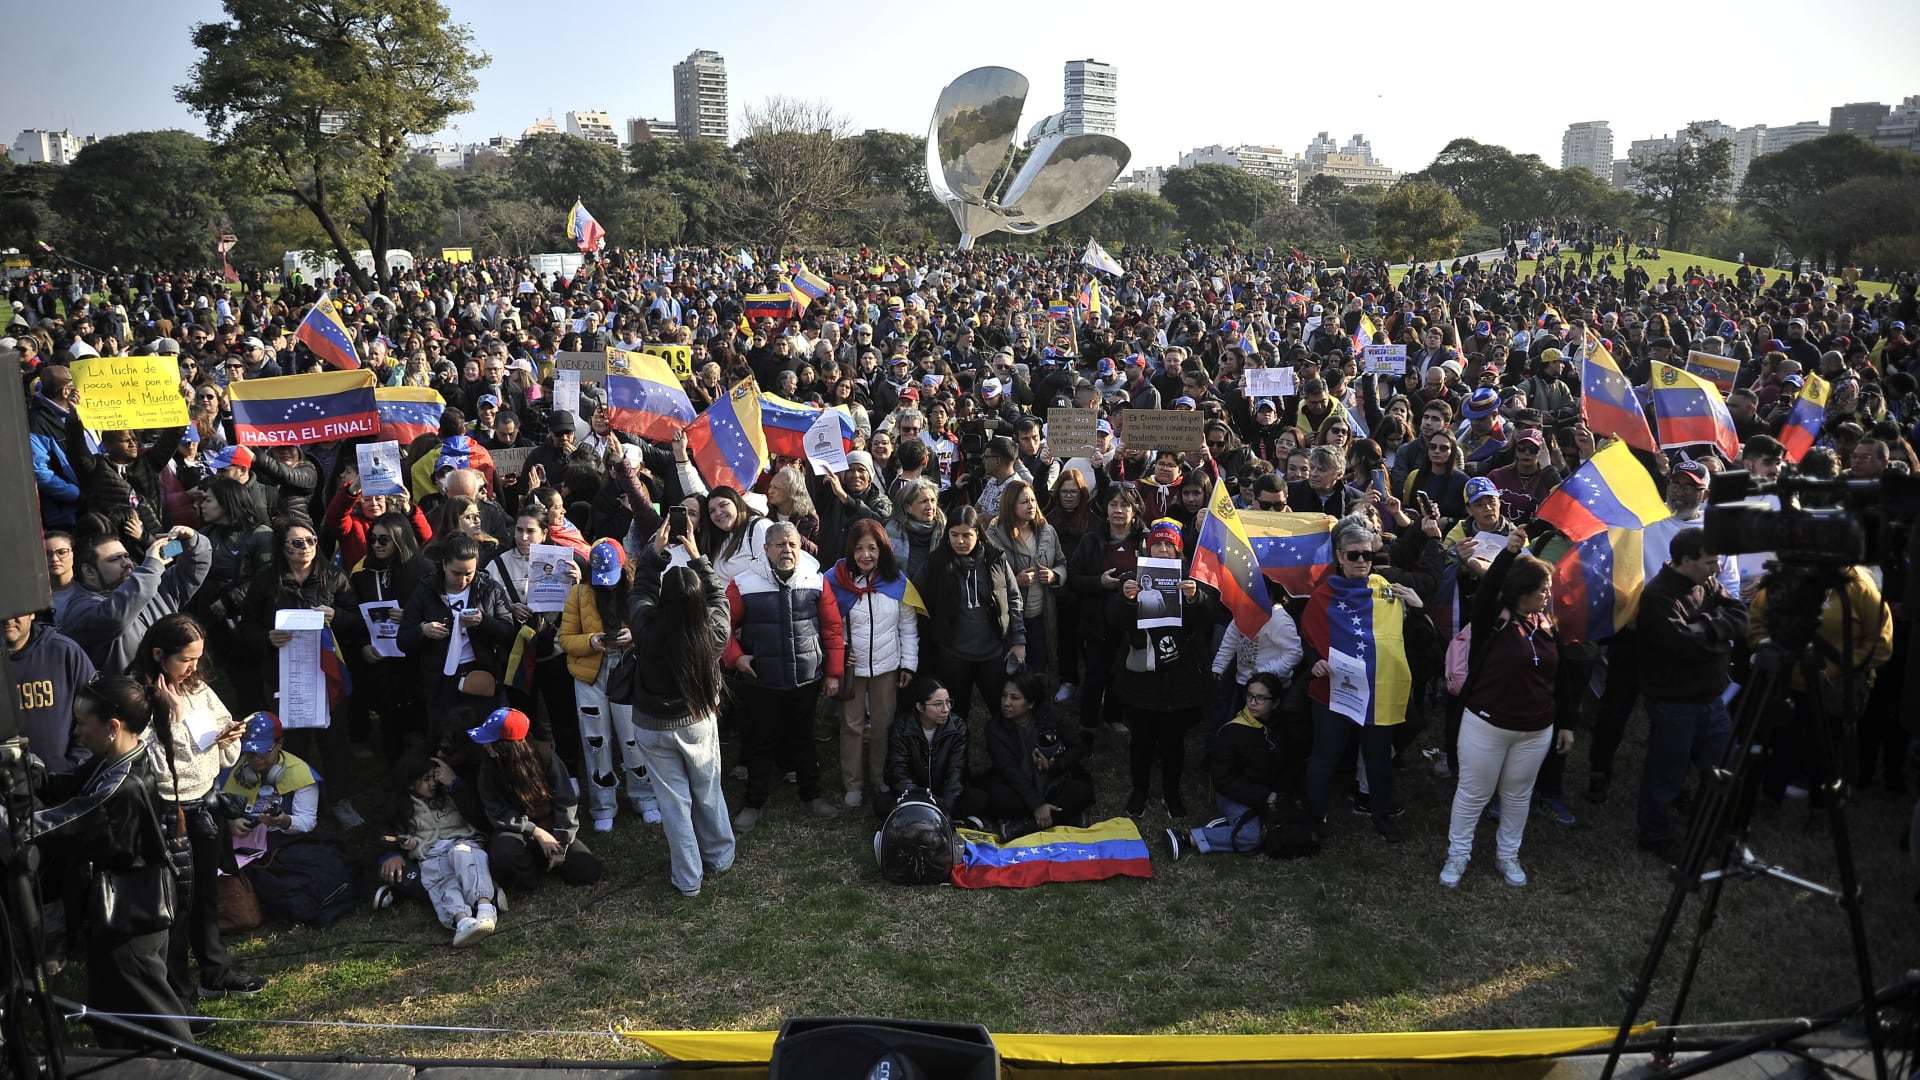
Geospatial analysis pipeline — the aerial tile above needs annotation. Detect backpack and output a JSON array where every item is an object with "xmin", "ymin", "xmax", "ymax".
[
  {"xmin": 248, "ymin": 836, "xmax": 362, "ymax": 929},
  {"xmin": 1444, "ymin": 612, "xmax": 1512, "ymax": 697},
  {"xmin": 874, "ymin": 788, "xmax": 959, "ymax": 886}
]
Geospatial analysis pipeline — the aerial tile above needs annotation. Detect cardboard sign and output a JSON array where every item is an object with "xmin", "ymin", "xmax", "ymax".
[
  {"xmin": 1120, "ymin": 408, "xmax": 1205, "ymax": 452},
  {"xmin": 552, "ymin": 351, "xmax": 607, "ymax": 388},
  {"xmin": 1362, "ymin": 344, "xmax": 1407, "ymax": 374},
  {"xmin": 1047, "ymin": 407, "xmax": 1101, "ymax": 459},
  {"xmin": 1684, "ymin": 350, "xmax": 1738, "ymax": 394},
  {"xmin": 441, "ymin": 247, "xmax": 473, "ymax": 264},
  {"xmin": 490, "ymin": 446, "xmax": 532, "ymax": 480},
  {"xmin": 1243, "ymin": 367, "xmax": 1296, "ymax": 397},
  {"xmin": 71, "ymin": 356, "xmax": 189, "ymax": 429},
  {"xmin": 643, "ymin": 343, "xmax": 694, "ymax": 381}
]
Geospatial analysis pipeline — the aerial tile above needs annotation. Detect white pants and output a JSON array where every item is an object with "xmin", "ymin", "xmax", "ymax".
[
  {"xmin": 1447, "ymin": 712, "xmax": 1553, "ymax": 861},
  {"xmin": 575, "ymin": 662, "xmax": 655, "ymax": 821},
  {"xmin": 418, "ymin": 839, "xmax": 494, "ymax": 929}
]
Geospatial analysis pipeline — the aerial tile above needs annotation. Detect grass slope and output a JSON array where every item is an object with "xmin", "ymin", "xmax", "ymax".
[{"xmin": 1396, "ymin": 249, "xmax": 1892, "ymax": 296}]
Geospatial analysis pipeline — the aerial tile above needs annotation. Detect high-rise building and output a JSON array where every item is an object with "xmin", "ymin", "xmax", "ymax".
[
  {"xmin": 1872, "ymin": 96, "xmax": 1920, "ymax": 154},
  {"xmin": 627, "ymin": 117, "xmax": 681, "ymax": 146},
  {"xmin": 1300, "ymin": 151, "xmax": 1397, "ymax": 189},
  {"xmin": 1176, "ymin": 145, "xmax": 1300, "ymax": 200},
  {"xmin": 1063, "ymin": 59, "xmax": 1118, "ymax": 137},
  {"xmin": 674, "ymin": 50, "xmax": 729, "ymax": 142},
  {"xmin": 1303, "ymin": 132, "xmax": 1339, "ymax": 164},
  {"xmin": 1760, "ymin": 120, "xmax": 1827, "ymax": 155},
  {"xmin": 1729, "ymin": 125, "xmax": 1767, "ymax": 193},
  {"xmin": 524, "ymin": 117, "xmax": 561, "ymax": 138},
  {"xmin": 1560, "ymin": 121, "xmax": 1614, "ymax": 174},
  {"xmin": 564, "ymin": 110, "xmax": 618, "ymax": 146},
  {"xmin": 1830, "ymin": 101, "xmax": 1890, "ymax": 138},
  {"xmin": 8, "ymin": 129, "xmax": 90, "ymax": 165},
  {"xmin": 1622, "ymin": 135, "xmax": 1676, "ymax": 193},
  {"xmin": 1112, "ymin": 166, "xmax": 1166, "ymax": 198},
  {"xmin": 1339, "ymin": 134, "xmax": 1374, "ymax": 165}
]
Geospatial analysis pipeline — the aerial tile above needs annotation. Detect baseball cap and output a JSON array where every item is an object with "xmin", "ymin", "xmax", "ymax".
[
  {"xmin": 1254, "ymin": 397, "xmax": 1278, "ymax": 413},
  {"xmin": 1788, "ymin": 317, "xmax": 1808, "ymax": 328},
  {"xmin": 239, "ymin": 711, "xmax": 283, "ymax": 755},
  {"xmin": 243, "ymin": 336, "xmax": 267, "ymax": 351},
  {"xmin": 1672, "ymin": 460, "xmax": 1709, "ymax": 487},
  {"xmin": 980, "ymin": 378, "xmax": 1002, "ymax": 399},
  {"xmin": 469, "ymin": 706, "xmax": 531, "ymax": 745},
  {"xmin": 589, "ymin": 539, "xmax": 625, "ymax": 587},
  {"xmin": 1514, "ymin": 429, "xmax": 1545, "ymax": 449},
  {"xmin": 68, "ymin": 340, "xmax": 99, "ymax": 360},
  {"xmin": 207, "ymin": 445, "xmax": 255, "ymax": 471},
  {"xmin": 548, "ymin": 409, "xmax": 578, "ymax": 434},
  {"xmin": 1760, "ymin": 339, "xmax": 1784, "ymax": 355},
  {"xmin": 1096, "ymin": 358, "xmax": 1116, "ymax": 377},
  {"xmin": 1094, "ymin": 419, "xmax": 1113, "ymax": 436},
  {"xmin": 1174, "ymin": 395, "xmax": 1198, "ymax": 409},
  {"xmin": 1538, "ymin": 347, "xmax": 1564, "ymax": 365},
  {"xmin": 478, "ymin": 393, "xmax": 500, "ymax": 409},
  {"xmin": 1464, "ymin": 477, "xmax": 1498, "ymax": 503}
]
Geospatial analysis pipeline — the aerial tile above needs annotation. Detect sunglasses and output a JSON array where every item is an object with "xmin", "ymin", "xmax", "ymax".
[
  {"xmin": 284, "ymin": 536, "xmax": 318, "ymax": 550},
  {"xmin": 1339, "ymin": 549, "xmax": 1382, "ymax": 562}
]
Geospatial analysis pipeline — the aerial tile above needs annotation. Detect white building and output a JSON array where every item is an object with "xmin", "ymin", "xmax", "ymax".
[
  {"xmin": 565, "ymin": 110, "xmax": 618, "ymax": 146},
  {"xmin": 674, "ymin": 50, "xmax": 729, "ymax": 142},
  {"xmin": 1112, "ymin": 166, "xmax": 1166, "ymax": 198},
  {"xmin": 1303, "ymin": 132, "xmax": 1339, "ymax": 164},
  {"xmin": 1561, "ymin": 121, "xmax": 1614, "ymax": 175},
  {"xmin": 1873, "ymin": 96, "xmax": 1920, "ymax": 154},
  {"xmin": 8, "ymin": 129, "xmax": 90, "ymax": 165},
  {"xmin": 1176, "ymin": 144, "xmax": 1300, "ymax": 200},
  {"xmin": 1063, "ymin": 59, "xmax": 1118, "ymax": 137},
  {"xmin": 1760, "ymin": 120, "xmax": 1827, "ymax": 155}
]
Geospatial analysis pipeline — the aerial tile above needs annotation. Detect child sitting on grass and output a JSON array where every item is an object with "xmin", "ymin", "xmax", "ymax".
[{"xmin": 379, "ymin": 743, "xmax": 501, "ymax": 948}]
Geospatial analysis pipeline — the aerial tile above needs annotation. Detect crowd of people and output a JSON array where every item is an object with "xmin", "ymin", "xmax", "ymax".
[{"xmin": 7, "ymin": 237, "xmax": 1916, "ymax": 1044}]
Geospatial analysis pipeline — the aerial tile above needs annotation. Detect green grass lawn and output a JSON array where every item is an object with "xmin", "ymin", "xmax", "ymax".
[
  {"xmin": 1395, "ymin": 248, "xmax": 1893, "ymax": 297},
  {"xmin": 50, "ymin": 700, "xmax": 1918, "ymax": 1063}
]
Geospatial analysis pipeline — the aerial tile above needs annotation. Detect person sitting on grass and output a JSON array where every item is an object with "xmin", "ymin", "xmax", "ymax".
[
  {"xmin": 882, "ymin": 678, "xmax": 988, "ymax": 822},
  {"xmin": 378, "ymin": 743, "xmax": 500, "ymax": 947},
  {"xmin": 221, "ymin": 711, "xmax": 319, "ymax": 843},
  {"xmin": 471, "ymin": 707, "xmax": 602, "ymax": 891},
  {"xmin": 980, "ymin": 671, "xmax": 1094, "ymax": 837},
  {"xmin": 1166, "ymin": 672, "xmax": 1290, "ymax": 859}
]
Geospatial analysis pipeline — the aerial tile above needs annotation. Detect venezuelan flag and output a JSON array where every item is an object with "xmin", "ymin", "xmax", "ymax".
[
  {"xmin": 294, "ymin": 290, "xmax": 360, "ymax": 371},
  {"xmin": 375, "ymin": 386, "xmax": 445, "ymax": 446},
  {"xmin": 1285, "ymin": 290, "xmax": 1308, "ymax": 308},
  {"xmin": 434, "ymin": 434, "xmax": 496, "ymax": 488},
  {"xmin": 759, "ymin": 392, "xmax": 853, "ymax": 461},
  {"xmin": 1777, "ymin": 373, "xmax": 1830, "ymax": 462},
  {"xmin": 829, "ymin": 562, "xmax": 927, "ymax": 621},
  {"xmin": 1683, "ymin": 350, "xmax": 1739, "ymax": 394},
  {"xmin": 1536, "ymin": 441, "xmax": 1672, "ymax": 543},
  {"xmin": 229, "ymin": 368, "xmax": 379, "ymax": 446},
  {"xmin": 1239, "ymin": 510, "xmax": 1334, "ymax": 599},
  {"xmin": 1299, "ymin": 573, "xmax": 1412, "ymax": 728},
  {"xmin": 687, "ymin": 379, "xmax": 767, "ymax": 493},
  {"xmin": 1048, "ymin": 300, "xmax": 1072, "ymax": 320},
  {"xmin": 1650, "ymin": 360, "xmax": 1741, "ymax": 463},
  {"xmin": 742, "ymin": 294, "xmax": 792, "ymax": 322},
  {"xmin": 504, "ymin": 624, "xmax": 538, "ymax": 695},
  {"xmin": 1080, "ymin": 280, "xmax": 1102, "ymax": 325},
  {"xmin": 949, "ymin": 817, "xmax": 1152, "ymax": 889},
  {"xmin": 1552, "ymin": 526, "xmax": 1646, "ymax": 644},
  {"xmin": 319, "ymin": 625, "xmax": 352, "ymax": 707},
  {"xmin": 1351, "ymin": 312, "xmax": 1379, "ymax": 353},
  {"xmin": 1190, "ymin": 479, "xmax": 1274, "ymax": 638},
  {"xmin": 792, "ymin": 263, "xmax": 833, "ymax": 301},
  {"xmin": 606, "ymin": 347, "xmax": 695, "ymax": 441},
  {"xmin": 567, "ymin": 200, "xmax": 605, "ymax": 253},
  {"xmin": 1581, "ymin": 339, "xmax": 1657, "ymax": 453}
]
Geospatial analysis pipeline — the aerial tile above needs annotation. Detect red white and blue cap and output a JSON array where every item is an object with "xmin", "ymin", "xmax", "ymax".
[
  {"xmin": 240, "ymin": 711, "xmax": 282, "ymax": 755},
  {"xmin": 207, "ymin": 445, "xmax": 254, "ymax": 470},
  {"xmin": 469, "ymin": 706, "xmax": 530, "ymax": 745},
  {"xmin": 590, "ymin": 539, "xmax": 626, "ymax": 586}
]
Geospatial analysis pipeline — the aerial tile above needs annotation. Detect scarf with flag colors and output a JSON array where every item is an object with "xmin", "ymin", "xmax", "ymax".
[
  {"xmin": 1777, "ymin": 372, "xmax": 1831, "ymax": 462},
  {"xmin": 504, "ymin": 624, "xmax": 538, "ymax": 695},
  {"xmin": 294, "ymin": 290, "xmax": 359, "ymax": 370},
  {"xmin": 828, "ymin": 561, "xmax": 927, "ymax": 621},
  {"xmin": 1536, "ymin": 441, "xmax": 1672, "ymax": 542},
  {"xmin": 1580, "ymin": 339, "xmax": 1657, "ymax": 453},
  {"xmin": 1650, "ymin": 360, "xmax": 1741, "ymax": 463},
  {"xmin": 567, "ymin": 200, "xmax": 605, "ymax": 253},
  {"xmin": 606, "ymin": 347, "xmax": 696, "ymax": 441},
  {"xmin": 1299, "ymin": 573, "xmax": 1411, "ymax": 728},
  {"xmin": 687, "ymin": 379, "xmax": 768, "ymax": 493},
  {"xmin": 1189, "ymin": 479, "xmax": 1273, "ymax": 638},
  {"xmin": 229, "ymin": 369, "xmax": 379, "ymax": 446},
  {"xmin": 1238, "ymin": 510, "xmax": 1334, "ymax": 598},
  {"xmin": 949, "ymin": 818, "xmax": 1152, "ymax": 888},
  {"xmin": 1551, "ymin": 527, "xmax": 1647, "ymax": 644},
  {"xmin": 375, "ymin": 386, "xmax": 445, "ymax": 445},
  {"xmin": 760, "ymin": 392, "xmax": 855, "ymax": 460}
]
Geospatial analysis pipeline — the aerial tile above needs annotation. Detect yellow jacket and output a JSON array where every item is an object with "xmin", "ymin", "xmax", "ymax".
[
  {"xmin": 1747, "ymin": 566, "xmax": 1893, "ymax": 693},
  {"xmin": 557, "ymin": 582, "xmax": 619, "ymax": 684}
]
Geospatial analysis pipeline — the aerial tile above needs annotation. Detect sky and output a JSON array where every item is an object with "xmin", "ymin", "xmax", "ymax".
[{"xmin": 9, "ymin": 0, "xmax": 1918, "ymax": 176}]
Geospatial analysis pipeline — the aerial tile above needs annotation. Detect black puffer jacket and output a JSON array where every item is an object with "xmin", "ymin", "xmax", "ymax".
[{"xmin": 885, "ymin": 712, "xmax": 970, "ymax": 812}]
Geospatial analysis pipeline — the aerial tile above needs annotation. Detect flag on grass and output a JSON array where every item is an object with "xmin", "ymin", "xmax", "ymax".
[
  {"xmin": 294, "ymin": 290, "xmax": 359, "ymax": 370},
  {"xmin": 1536, "ymin": 441, "xmax": 1672, "ymax": 543},
  {"xmin": 1651, "ymin": 360, "xmax": 1741, "ymax": 463},
  {"xmin": 949, "ymin": 817, "xmax": 1153, "ymax": 889},
  {"xmin": 687, "ymin": 379, "xmax": 767, "ymax": 492},
  {"xmin": 1777, "ymin": 373, "xmax": 1830, "ymax": 462},
  {"xmin": 1189, "ymin": 479, "xmax": 1273, "ymax": 638}
]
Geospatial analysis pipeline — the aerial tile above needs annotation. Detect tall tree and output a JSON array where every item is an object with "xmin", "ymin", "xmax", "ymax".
[
  {"xmin": 0, "ymin": 162, "xmax": 65, "ymax": 255},
  {"xmin": 1792, "ymin": 175, "xmax": 1920, "ymax": 269},
  {"xmin": 1371, "ymin": 181, "xmax": 1472, "ymax": 262},
  {"xmin": 178, "ymin": 0, "xmax": 487, "ymax": 290},
  {"xmin": 1297, "ymin": 173, "xmax": 1346, "ymax": 208},
  {"xmin": 379, "ymin": 152, "xmax": 455, "ymax": 254},
  {"xmin": 509, "ymin": 133, "xmax": 626, "ymax": 212},
  {"xmin": 1738, "ymin": 133, "xmax": 1919, "ymax": 247},
  {"xmin": 727, "ymin": 97, "xmax": 865, "ymax": 250},
  {"xmin": 631, "ymin": 137, "xmax": 748, "ymax": 244},
  {"xmin": 1631, "ymin": 126, "xmax": 1732, "ymax": 251},
  {"xmin": 50, "ymin": 131, "xmax": 229, "ymax": 269},
  {"xmin": 1160, "ymin": 164, "xmax": 1285, "ymax": 246},
  {"xmin": 1413, "ymin": 139, "xmax": 1551, "ymax": 223}
]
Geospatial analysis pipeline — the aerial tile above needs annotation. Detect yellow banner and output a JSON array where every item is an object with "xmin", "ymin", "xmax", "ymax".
[
  {"xmin": 643, "ymin": 343, "xmax": 694, "ymax": 381},
  {"xmin": 441, "ymin": 247, "xmax": 473, "ymax": 264},
  {"xmin": 72, "ymin": 355, "xmax": 189, "ymax": 429}
]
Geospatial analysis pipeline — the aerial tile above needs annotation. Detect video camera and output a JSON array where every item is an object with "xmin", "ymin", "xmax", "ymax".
[{"xmin": 1703, "ymin": 470, "xmax": 1920, "ymax": 568}]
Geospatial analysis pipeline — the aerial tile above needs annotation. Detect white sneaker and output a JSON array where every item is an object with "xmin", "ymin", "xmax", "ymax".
[
  {"xmin": 331, "ymin": 799, "xmax": 365, "ymax": 829},
  {"xmin": 734, "ymin": 807, "xmax": 760, "ymax": 833},
  {"xmin": 1054, "ymin": 682, "xmax": 1075, "ymax": 703},
  {"xmin": 475, "ymin": 901, "xmax": 498, "ymax": 926},
  {"xmin": 844, "ymin": 790, "xmax": 864, "ymax": 808},
  {"xmin": 641, "ymin": 803, "xmax": 663, "ymax": 825},
  {"xmin": 1439, "ymin": 856, "xmax": 1468, "ymax": 888},
  {"xmin": 1496, "ymin": 857, "xmax": 1528, "ymax": 887},
  {"xmin": 592, "ymin": 816, "xmax": 613, "ymax": 833},
  {"xmin": 1109, "ymin": 722, "xmax": 1130, "ymax": 737},
  {"xmin": 782, "ymin": 771, "xmax": 797, "ymax": 784},
  {"xmin": 452, "ymin": 915, "xmax": 495, "ymax": 948}
]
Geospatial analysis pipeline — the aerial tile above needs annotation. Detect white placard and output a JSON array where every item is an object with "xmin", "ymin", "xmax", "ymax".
[
  {"xmin": 1362, "ymin": 345, "xmax": 1407, "ymax": 374},
  {"xmin": 359, "ymin": 601, "xmax": 405, "ymax": 658},
  {"xmin": 1327, "ymin": 647, "xmax": 1371, "ymax": 725},
  {"xmin": 1469, "ymin": 531, "xmax": 1508, "ymax": 566},
  {"xmin": 517, "ymin": 281, "xmax": 537, "ymax": 294},
  {"xmin": 803, "ymin": 408, "xmax": 850, "ymax": 475},
  {"xmin": 525, "ymin": 543, "xmax": 575, "ymax": 613},
  {"xmin": 181, "ymin": 704, "xmax": 227, "ymax": 752},
  {"xmin": 1243, "ymin": 367, "xmax": 1296, "ymax": 397},
  {"xmin": 274, "ymin": 609, "xmax": 329, "ymax": 730},
  {"xmin": 554, "ymin": 369, "xmax": 581, "ymax": 418},
  {"xmin": 1135, "ymin": 555, "xmax": 1185, "ymax": 630},
  {"xmin": 356, "ymin": 440, "xmax": 405, "ymax": 496}
]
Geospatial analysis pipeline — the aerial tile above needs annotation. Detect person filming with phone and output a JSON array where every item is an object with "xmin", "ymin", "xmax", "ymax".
[{"xmin": 60, "ymin": 522, "xmax": 211, "ymax": 674}]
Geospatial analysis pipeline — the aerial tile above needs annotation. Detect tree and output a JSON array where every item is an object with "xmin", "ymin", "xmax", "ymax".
[
  {"xmin": 632, "ymin": 137, "xmax": 748, "ymax": 244},
  {"xmin": 473, "ymin": 199, "xmax": 547, "ymax": 257},
  {"xmin": 1252, "ymin": 203, "xmax": 1341, "ymax": 249},
  {"xmin": 178, "ymin": 0, "xmax": 487, "ymax": 289},
  {"xmin": 727, "ymin": 97, "xmax": 865, "ymax": 249},
  {"xmin": 1297, "ymin": 174, "xmax": 1346, "ymax": 208},
  {"xmin": 1054, "ymin": 189, "xmax": 1178, "ymax": 247},
  {"xmin": 1413, "ymin": 138, "xmax": 1551, "ymax": 223},
  {"xmin": 1739, "ymin": 134, "xmax": 1919, "ymax": 247},
  {"xmin": 371, "ymin": 152, "xmax": 453, "ymax": 255},
  {"xmin": 1631, "ymin": 126, "xmax": 1732, "ymax": 251},
  {"xmin": 1792, "ymin": 175, "xmax": 1920, "ymax": 269},
  {"xmin": 1160, "ymin": 164, "xmax": 1285, "ymax": 245},
  {"xmin": 49, "ymin": 131, "xmax": 229, "ymax": 269},
  {"xmin": 509, "ymin": 132, "xmax": 625, "ymax": 212},
  {"xmin": 0, "ymin": 162, "xmax": 65, "ymax": 255},
  {"xmin": 1371, "ymin": 181, "xmax": 1471, "ymax": 262},
  {"xmin": 608, "ymin": 184, "xmax": 686, "ymax": 250}
]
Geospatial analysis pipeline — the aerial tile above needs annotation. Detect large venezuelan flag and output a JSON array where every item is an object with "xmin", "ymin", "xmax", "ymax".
[
  {"xmin": 606, "ymin": 347, "xmax": 696, "ymax": 441},
  {"xmin": 1299, "ymin": 573, "xmax": 1412, "ymax": 728},
  {"xmin": 1777, "ymin": 372, "xmax": 1830, "ymax": 462},
  {"xmin": 687, "ymin": 379, "xmax": 768, "ymax": 493},
  {"xmin": 759, "ymin": 392, "xmax": 854, "ymax": 461},
  {"xmin": 1580, "ymin": 340, "xmax": 1657, "ymax": 453},
  {"xmin": 950, "ymin": 817, "xmax": 1153, "ymax": 889},
  {"xmin": 1536, "ymin": 441, "xmax": 1672, "ymax": 543},
  {"xmin": 1552, "ymin": 526, "xmax": 1647, "ymax": 644},
  {"xmin": 567, "ymin": 200, "xmax": 605, "ymax": 253},
  {"xmin": 375, "ymin": 386, "xmax": 445, "ymax": 445},
  {"xmin": 229, "ymin": 369, "xmax": 379, "ymax": 446},
  {"xmin": 294, "ymin": 291, "xmax": 360, "ymax": 370},
  {"xmin": 743, "ymin": 294, "xmax": 792, "ymax": 322},
  {"xmin": 1190, "ymin": 479, "xmax": 1273, "ymax": 638},
  {"xmin": 1650, "ymin": 360, "xmax": 1741, "ymax": 463},
  {"xmin": 1239, "ymin": 510, "xmax": 1334, "ymax": 599}
]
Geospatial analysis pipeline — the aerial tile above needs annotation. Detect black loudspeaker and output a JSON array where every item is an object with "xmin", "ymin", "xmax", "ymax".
[
  {"xmin": 768, "ymin": 1017, "xmax": 997, "ymax": 1080},
  {"xmin": 0, "ymin": 350, "xmax": 51, "ymax": 622}
]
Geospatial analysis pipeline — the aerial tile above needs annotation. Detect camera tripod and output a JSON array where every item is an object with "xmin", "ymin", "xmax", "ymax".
[{"xmin": 1599, "ymin": 564, "xmax": 1915, "ymax": 1079}]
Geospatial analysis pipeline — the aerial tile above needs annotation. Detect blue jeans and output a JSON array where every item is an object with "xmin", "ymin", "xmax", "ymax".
[
  {"xmin": 1303, "ymin": 703, "xmax": 1396, "ymax": 823},
  {"xmin": 632, "ymin": 717, "xmax": 735, "ymax": 896},
  {"xmin": 1637, "ymin": 696, "xmax": 1732, "ymax": 846},
  {"xmin": 1194, "ymin": 796, "xmax": 1263, "ymax": 854}
]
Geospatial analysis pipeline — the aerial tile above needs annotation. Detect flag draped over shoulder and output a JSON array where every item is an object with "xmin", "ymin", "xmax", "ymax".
[
  {"xmin": 1536, "ymin": 441, "xmax": 1673, "ymax": 542},
  {"xmin": 1552, "ymin": 527, "xmax": 1647, "ymax": 644},
  {"xmin": 606, "ymin": 347, "xmax": 695, "ymax": 441},
  {"xmin": 1580, "ymin": 340, "xmax": 1657, "ymax": 454},
  {"xmin": 1650, "ymin": 360, "xmax": 1741, "ymax": 463},
  {"xmin": 1299, "ymin": 574, "xmax": 1412, "ymax": 728},
  {"xmin": 1238, "ymin": 510, "xmax": 1334, "ymax": 598},
  {"xmin": 949, "ymin": 818, "xmax": 1152, "ymax": 889},
  {"xmin": 294, "ymin": 290, "xmax": 359, "ymax": 370},
  {"xmin": 1777, "ymin": 373, "xmax": 1831, "ymax": 462},
  {"xmin": 1189, "ymin": 480, "xmax": 1272, "ymax": 638},
  {"xmin": 687, "ymin": 379, "xmax": 767, "ymax": 493}
]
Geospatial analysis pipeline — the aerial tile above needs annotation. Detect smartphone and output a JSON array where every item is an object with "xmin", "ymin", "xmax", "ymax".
[
  {"xmin": 160, "ymin": 539, "xmax": 184, "ymax": 559},
  {"xmin": 667, "ymin": 505, "xmax": 690, "ymax": 541},
  {"xmin": 1371, "ymin": 468, "xmax": 1388, "ymax": 494}
]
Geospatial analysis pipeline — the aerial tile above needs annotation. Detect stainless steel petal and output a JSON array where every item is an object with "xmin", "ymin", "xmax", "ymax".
[
  {"xmin": 998, "ymin": 133, "xmax": 1132, "ymax": 229},
  {"xmin": 928, "ymin": 67, "xmax": 1029, "ymax": 203}
]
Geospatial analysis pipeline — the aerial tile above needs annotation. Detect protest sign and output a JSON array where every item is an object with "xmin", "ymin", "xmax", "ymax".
[
  {"xmin": 643, "ymin": 343, "xmax": 694, "ymax": 381},
  {"xmin": 72, "ymin": 355, "xmax": 189, "ymax": 429},
  {"xmin": 1243, "ymin": 367, "xmax": 1296, "ymax": 397},
  {"xmin": 359, "ymin": 602, "xmax": 404, "ymax": 658},
  {"xmin": 1120, "ymin": 408, "xmax": 1205, "ymax": 452},
  {"xmin": 1047, "ymin": 407, "xmax": 1101, "ymax": 459},
  {"xmin": 489, "ymin": 446, "xmax": 532, "ymax": 481},
  {"xmin": 554, "ymin": 369, "xmax": 581, "ymax": 418},
  {"xmin": 441, "ymin": 247, "xmax": 473, "ymax": 264},
  {"xmin": 552, "ymin": 351, "xmax": 607, "ymax": 389},
  {"xmin": 356, "ymin": 441, "xmax": 405, "ymax": 496},
  {"xmin": 803, "ymin": 408, "xmax": 850, "ymax": 475},
  {"xmin": 1135, "ymin": 556, "xmax": 1185, "ymax": 629},
  {"xmin": 525, "ymin": 544, "xmax": 575, "ymax": 613},
  {"xmin": 274, "ymin": 609, "xmax": 328, "ymax": 729},
  {"xmin": 1362, "ymin": 345, "xmax": 1407, "ymax": 374},
  {"xmin": 1685, "ymin": 350, "xmax": 1738, "ymax": 394}
]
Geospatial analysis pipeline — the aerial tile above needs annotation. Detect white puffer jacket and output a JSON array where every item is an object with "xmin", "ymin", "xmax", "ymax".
[{"xmin": 836, "ymin": 568, "xmax": 921, "ymax": 679}]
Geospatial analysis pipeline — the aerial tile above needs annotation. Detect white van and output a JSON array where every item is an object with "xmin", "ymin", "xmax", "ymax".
[{"xmin": 283, "ymin": 248, "xmax": 417, "ymax": 282}]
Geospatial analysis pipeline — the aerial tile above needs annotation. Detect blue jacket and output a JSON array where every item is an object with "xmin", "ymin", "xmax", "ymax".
[
  {"xmin": 723, "ymin": 561, "xmax": 844, "ymax": 690},
  {"xmin": 28, "ymin": 394, "xmax": 80, "ymax": 529},
  {"xmin": 9, "ymin": 622, "xmax": 94, "ymax": 771}
]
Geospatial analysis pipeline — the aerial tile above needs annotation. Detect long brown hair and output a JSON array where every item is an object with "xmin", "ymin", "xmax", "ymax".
[{"xmin": 492, "ymin": 738, "xmax": 551, "ymax": 812}]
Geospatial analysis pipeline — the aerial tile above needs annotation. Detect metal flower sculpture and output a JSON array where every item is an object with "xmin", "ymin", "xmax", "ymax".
[{"xmin": 926, "ymin": 66, "xmax": 1131, "ymax": 249}]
